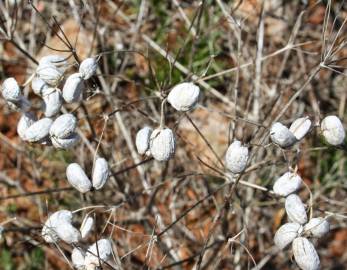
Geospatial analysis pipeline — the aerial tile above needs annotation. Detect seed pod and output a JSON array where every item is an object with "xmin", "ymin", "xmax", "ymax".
[
  {"xmin": 84, "ymin": 239, "xmax": 112, "ymax": 268},
  {"xmin": 304, "ymin": 217, "xmax": 330, "ymax": 238},
  {"xmin": 17, "ymin": 112, "xmax": 37, "ymax": 140},
  {"xmin": 1, "ymin": 77, "xmax": 21, "ymax": 102},
  {"xmin": 285, "ymin": 194, "xmax": 307, "ymax": 224},
  {"xmin": 149, "ymin": 128, "xmax": 176, "ymax": 161},
  {"xmin": 24, "ymin": 118, "xmax": 53, "ymax": 142},
  {"xmin": 321, "ymin": 115, "xmax": 345, "ymax": 145},
  {"xmin": 225, "ymin": 140, "xmax": 249, "ymax": 174},
  {"xmin": 71, "ymin": 248, "xmax": 85, "ymax": 270},
  {"xmin": 50, "ymin": 113, "xmax": 77, "ymax": 139},
  {"xmin": 42, "ymin": 210, "xmax": 73, "ymax": 243},
  {"xmin": 270, "ymin": 122, "xmax": 297, "ymax": 148},
  {"xmin": 62, "ymin": 73, "xmax": 84, "ymax": 103},
  {"xmin": 66, "ymin": 163, "xmax": 92, "ymax": 193},
  {"xmin": 42, "ymin": 89, "xmax": 63, "ymax": 117},
  {"xmin": 167, "ymin": 82, "xmax": 200, "ymax": 111},
  {"xmin": 79, "ymin": 57, "xmax": 97, "ymax": 80},
  {"xmin": 36, "ymin": 64, "xmax": 63, "ymax": 86},
  {"xmin": 136, "ymin": 126, "xmax": 152, "ymax": 155},
  {"xmin": 39, "ymin": 55, "xmax": 68, "ymax": 72},
  {"xmin": 292, "ymin": 237, "xmax": 320, "ymax": 270},
  {"xmin": 80, "ymin": 216, "xmax": 94, "ymax": 239},
  {"xmin": 274, "ymin": 222, "xmax": 301, "ymax": 249},
  {"xmin": 55, "ymin": 222, "xmax": 81, "ymax": 244},
  {"xmin": 31, "ymin": 76, "xmax": 49, "ymax": 96},
  {"xmin": 289, "ymin": 117, "xmax": 312, "ymax": 141},
  {"xmin": 51, "ymin": 133, "xmax": 79, "ymax": 149},
  {"xmin": 273, "ymin": 172, "xmax": 302, "ymax": 197},
  {"xmin": 92, "ymin": 158, "xmax": 109, "ymax": 190},
  {"xmin": 7, "ymin": 95, "xmax": 31, "ymax": 112}
]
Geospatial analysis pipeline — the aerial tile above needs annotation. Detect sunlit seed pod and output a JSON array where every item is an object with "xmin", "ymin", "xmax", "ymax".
[
  {"xmin": 79, "ymin": 57, "xmax": 97, "ymax": 80},
  {"xmin": 66, "ymin": 163, "xmax": 92, "ymax": 193},
  {"xmin": 17, "ymin": 112, "xmax": 37, "ymax": 140},
  {"xmin": 49, "ymin": 113, "xmax": 77, "ymax": 139},
  {"xmin": 36, "ymin": 64, "xmax": 63, "ymax": 86},
  {"xmin": 51, "ymin": 133, "xmax": 79, "ymax": 149},
  {"xmin": 1, "ymin": 77, "xmax": 21, "ymax": 102},
  {"xmin": 71, "ymin": 248, "xmax": 85, "ymax": 270},
  {"xmin": 273, "ymin": 172, "xmax": 302, "ymax": 197},
  {"xmin": 274, "ymin": 222, "xmax": 302, "ymax": 250},
  {"xmin": 321, "ymin": 115, "xmax": 345, "ymax": 146},
  {"xmin": 24, "ymin": 118, "xmax": 53, "ymax": 142},
  {"xmin": 92, "ymin": 158, "xmax": 109, "ymax": 190},
  {"xmin": 39, "ymin": 55, "xmax": 68, "ymax": 73},
  {"xmin": 270, "ymin": 122, "xmax": 297, "ymax": 148},
  {"xmin": 303, "ymin": 217, "xmax": 330, "ymax": 238},
  {"xmin": 167, "ymin": 82, "xmax": 200, "ymax": 111},
  {"xmin": 292, "ymin": 237, "xmax": 320, "ymax": 270},
  {"xmin": 225, "ymin": 140, "xmax": 249, "ymax": 174},
  {"xmin": 55, "ymin": 222, "xmax": 81, "ymax": 244},
  {"xmin": 42, "ymin": 89, "xmax": 63, "ymax": 117},
  {"xmin": 62, "ymin": 73, "xmax": 84, "ymax": 103},
  {"xmin": 84, "ymin": 239, "xmax": 112, "ymax": 268},
  {"xmin": 285, "ymin": 194, "xmax": 307, "ymax": 225},
  {"xmin": 289, "ymin": 117, "xmax": 312, "ymax": 141},
  {"xmin": 136, "ymin": 126, "xmax": 152, "ymax": 155},
  {"xmin": 149, "ymin": 128, "xmax": 176, "ymax": 161},
  {"xmin": 31, "ymin": 76, "xmax": 49, "ymax": 96},
  {"xmin": 80, "ymin": 216, "xmax": 94, "ymax": 239},
  {"xmin": 41, "ymin": 210, "xmax": 73, "ymax": 243}
]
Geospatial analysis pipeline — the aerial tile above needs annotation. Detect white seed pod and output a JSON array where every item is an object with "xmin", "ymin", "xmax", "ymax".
[
  {"xmin": 50, "ymin": 113, "xmax": 77, "ymax": 139},
  {"xmin": 31, "ymin": 76, "xmax": 49, "ymax": 96},
  {"xmin": 51, "ymin": 133, "xmax": 79, "ymax": 149},
  {"xmin": 304, "ymin": 217, "xmax": 330, "ymax": 238},
  {"xmin": 71, "ymin": 248, "xmax": 85, "ymax": 270},
  {"xmin": 149, "ymin": 128, "xmax": 176, "ymax": 161},
  {"xmin": 270, "ymin": 122, "xmax": 297, "ymax": 148},
  {"xmin": 292, "ymin": 237, "xmax": 320, "ymax": 270},
  {"xmin": 1, "ymin": 77, "xmax": 21, "ymax": 102},
  {"xmin": 84, "ymin": 239, "xmax": 112, "ymax": 268},
  {"xmin": 321, "ymin": 115, "xmax": 345, "ymax": 145},
  {"xmin": 17, "ymin": 112, "xmax": 37, "ymax": 140},
  {"xmin": 41, "ymin": 210, "xmax": 73, "ymax": 243},
  {"xmin": 79, "ymin": 58, "xmax": 97, "ymax": 80},
  {"xmin": 273, "ymin": 172, "xmax": 302, "ymax": 197},
  {"xmin": 167, "ymin": 82, "xmax": 200, "ymax": 111},
  {"xmin": 136, "ymin": 126, "xmax": 152, "ymax": 155},
  {"xmin": 289, "ymin": 117, "xmax": 312, "ymax": 141},
  {"xmin": 274, "ymin": 222, "xmax": 302, "ymax": 250},
  {"xmin": 62, "ymin": 73, "xmax": 84, "ymax": 103},
  {"xmin": 39, "ymin": 55, "xmax": 68, "ymax": 72},
  {"xmin": 42, "ymin": 89, "xmax": 63, "ymax": 117},
  {"xmin": 285, "ymin": 194, "xmax": 307, "ymax": 224},
  {"xmin": 55, "ymin": 222, "xmax": 81, "ymax": 244},
  {"xmin": 24, "ymin": 118, "xmax": 53, "ymax": 142},
  {"xmin": 80, "ymin": 216, "xmax": 94, "ymax": 239},
  {"xmin": 36, "ymin": 64, "xmax": 63, "ymax": 86},
  {"xmin": 92, "ymin": 158, "xmax": 109, "ymax": 190},
  {"xmin": 66, "ymin": 163, "xmax": 92, "ymax": 193},
  {"xmin": 225, "ymin": 140, "xmax": 249, "ymax": 174}
]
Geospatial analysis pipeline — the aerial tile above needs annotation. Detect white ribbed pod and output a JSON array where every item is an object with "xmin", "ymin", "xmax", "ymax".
[
  {"xmin": 225, "ymin": 140, "xmax": 249, "ymax": 174},
  {"xmin": 273, "ymin": 172, "xmax": 302, "ymax": 197},
  {"xmin": 270, "ymin": 122, "xmax": 297, "ymax": 148},
  {"xmin": 24, "ymin": 118, "xmax": 53, "ymax": 142},
  {"xmin": 136, "ymin": 126, "xmax": 152, "ymax": 155},
  {"xmin": 39, "ymin": 55, "xmax": 68, "ymax": 72},
  {"xmin": 41, "ymin": 210, "xmax": 73, "ymax": 243},
  {"xmin": 17, "ymin": 112, "xmax": 37, "ymax": 140},
  {"xmin": 1, "ymin": 77, "xmax": 21, "ymax": 102},
  {"xmin": 92, "ymin": 158, "xmax": 109, "ymax": 190},
  {"xmin": 51, "ymin": 133, "xmax": 79, "ymax": 149},
  {"xmin": 285, "ymin": 194, "xmax": 307, "ymax": 224},
  {"xmin": 289, "ymin": 117, "xmax": 312, "ymax": 141},
  {"xmin": 42, "ymin": 89, "xmax": 62, "ymax": 117},
  {"xmin": 167, "ymin": 82, "xmax": 200, "ymax": 111},
  {"xmin": 55, "ymin": 222, "xmax": 81, "ymax": 244},
  {"xmin": 79, "ymin": 58, "xmax": 97, "ymax": 80},
  {"xmin": 149, "ymin": 128, "xmax": 176, "ymax": 161},
  {"xmin": 71, "ymin": 248, "xmax": 85, "ymax": 270},
  {"xmin": 66, "ymin": 163, "xmax": 92, "ymax": 193},
  {"xmin": 50, "ymin": 113, "xmax": 77, "ymax": 139},
  {"xmin": 292, "ymin": 237, "xmax": 320, "ymax": 270},
  {"xmin": 62, "ymin": 73, "xmax": 84, "ymax": 103},
  {"xmin": 80, "ymin": 216, "xmax": 94, "ymax": 239},
  {"xmin": 304, "ymin": 217, "xmax": 330, "ymax": 238},
  {"xmin": 274, "ymin": 222, "xmax": 301, "ymax": 249},
  {"xmin": 84, "ymin": 239, "xmax": 112, "ymax": 268},
  {"xmin": 31, "ymin": 76, "xmax": 49, "ymax": 96},
  {"xmin": 36, "ymin": 64, "xmax": 63, "ymax": 86},
  {"xmin": 321, "ymin": 115, "xmax": 345, "ymax": 145}
]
